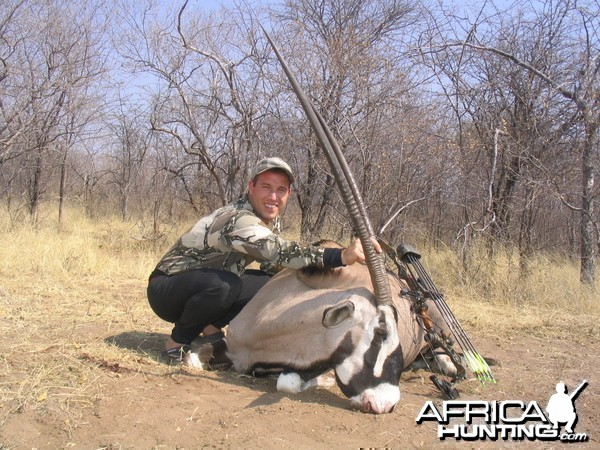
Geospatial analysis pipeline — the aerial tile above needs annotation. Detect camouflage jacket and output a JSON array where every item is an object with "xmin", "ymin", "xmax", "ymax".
[{"xmin": 154, "ymin": 195, "xmax": 327, "ymax": 276}]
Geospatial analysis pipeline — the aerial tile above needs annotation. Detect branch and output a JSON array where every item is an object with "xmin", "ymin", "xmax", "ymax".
[
  {"xmin": 378, "ymin": 195, "xmax": 429, "ymax": 235},
  {"xmin": 446, "ymin": 41, "xmax": 585, "ymax": 110},
  {"xmin": 177, "ymin": 0, "xmax": 232, "ymax": 77}
]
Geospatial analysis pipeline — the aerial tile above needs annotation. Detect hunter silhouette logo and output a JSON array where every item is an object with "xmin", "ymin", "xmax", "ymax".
[
  {"xmin": 546, "ymin": 380, "xmax": 587, "ymax": 435},
  {"xmin": 416, "ymin": 380, "xmax": 589, "ymax": 442}
]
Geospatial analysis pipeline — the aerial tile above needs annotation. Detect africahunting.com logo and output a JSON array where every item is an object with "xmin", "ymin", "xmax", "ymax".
[{"xmin": 416, "ymin": 380, "xmax": 589, "ymax": 443}]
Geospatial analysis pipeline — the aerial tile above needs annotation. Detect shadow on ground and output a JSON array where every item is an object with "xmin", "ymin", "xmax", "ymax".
[
  {"xmin": 103, "ymin": 330, "xmax": 353, "ymax": 412},
  {"xmin": 105, "ymin": 330, "xmax": 166, "ymax": 358}
]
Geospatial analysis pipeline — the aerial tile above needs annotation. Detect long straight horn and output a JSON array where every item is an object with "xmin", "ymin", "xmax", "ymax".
[{"xmin": 261, "ymin": 26, "xmax": 393, "ymax": 307}]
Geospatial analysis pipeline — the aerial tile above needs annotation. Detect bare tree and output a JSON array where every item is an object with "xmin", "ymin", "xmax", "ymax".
[
  {"xmin": 105, "ymin": 103, "xmax": 150, "ymax": 220},
  {"xmin": 0, "ymin": 0, "xmax": 29, "ymax": 163},
  {"xmin": 421, "ymin": 0, "xmax": 598, "ymax": 286},
  {"xmin": 0, "ymin": 0, "xmax": 111, "ymax": 224},
  {"xmin": 269, "ymin": 0, "xmax": 428, "ymax": 240},
  {"xmin": 467, "ymin": 2, "xmax": 598, "ymax": 286},
  {"xmin": 118, "ymin": 0, "xmax": 274, "ymax": 212}
]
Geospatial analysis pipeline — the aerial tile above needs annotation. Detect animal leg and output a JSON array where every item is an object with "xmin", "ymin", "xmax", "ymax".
[
  {"xmin": 433, "ymin": 353, "xmax": 458, "ymax": 378},
  {"xmin": 276, "ymin": 371, "xmax": 336, "ymax": 394},
  {"xmin": 407, "ymin": 351, "xmax": 458, "ymax": 377},
  {"xmin": 184, "ymin": 335, "xmax": 232, "ymax": 370},
  {"xmin": 276, "ymin": 372, "xmax": 304, "ymax": 393},
  {"xmin": 300, "ymin": 371, "xmax": 336, "ymax": 390}
]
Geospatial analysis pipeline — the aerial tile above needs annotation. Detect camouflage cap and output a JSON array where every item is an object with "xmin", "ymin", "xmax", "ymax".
[{"xmin": 251, "ymin": 157, "xmax": 294, "ymax": 184}]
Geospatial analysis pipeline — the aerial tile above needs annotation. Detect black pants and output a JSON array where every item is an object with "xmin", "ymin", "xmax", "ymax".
[{"xmin": 147, "ymin": 268, "xmax": 271, "ymax": 345}]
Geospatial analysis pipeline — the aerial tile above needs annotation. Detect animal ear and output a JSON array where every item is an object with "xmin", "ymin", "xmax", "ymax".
[{"xmin": 322, "ymin": 301, "xmax": 355, "ymax": 328}]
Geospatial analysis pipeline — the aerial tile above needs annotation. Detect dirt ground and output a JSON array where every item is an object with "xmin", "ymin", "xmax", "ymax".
[{"xmin": 2, "ymin": 326, "xmax": 598, "ymax": 449}]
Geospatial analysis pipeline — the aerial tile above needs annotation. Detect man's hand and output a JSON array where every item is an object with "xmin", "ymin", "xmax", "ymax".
[{"xmin": 341, "ymin": 237, "xmax": 382, "ymax": 265}]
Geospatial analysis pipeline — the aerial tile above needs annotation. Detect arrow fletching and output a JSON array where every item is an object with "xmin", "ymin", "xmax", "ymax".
[{"xmin": 463, "ymin": 351, "xmax": 496, "ymax": 383}]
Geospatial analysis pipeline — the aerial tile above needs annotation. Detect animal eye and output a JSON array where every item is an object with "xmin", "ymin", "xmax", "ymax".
[
  {"xmin": 374, "ymin": 313, "xmax": 389, "ymax": 340},
  {"xmin": 375, "ymin": 324, "xmax": 388, "ymax": 339}
]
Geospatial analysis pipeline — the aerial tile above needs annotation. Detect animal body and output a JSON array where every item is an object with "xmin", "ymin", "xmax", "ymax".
[{"xmin": 185, "ymin": 243, "xmax": 456, "ymax": 414}]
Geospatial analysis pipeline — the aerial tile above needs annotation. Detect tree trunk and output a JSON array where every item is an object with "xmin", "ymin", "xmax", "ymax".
[
  {"xmin": 580, "ymin": 121, "xmax": 596, "ymax": 286},
  {"xmin": 29, "ymin": 148, "xmax": 43, "ymax": 225},
  {"xmin": 518, "ymin": 185, "xmax": 535, "ymax": 278},
  {"xmin": 58, "ymin": 147, "xmax": 68, "ymax": 225}
]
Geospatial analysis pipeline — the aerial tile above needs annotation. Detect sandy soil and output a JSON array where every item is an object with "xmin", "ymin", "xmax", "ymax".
[{"xmin": 2, "ymin": 327, "xmax": 598, "ymax": 449}]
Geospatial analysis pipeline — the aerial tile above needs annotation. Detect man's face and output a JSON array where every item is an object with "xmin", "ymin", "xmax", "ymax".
[{"xmin": 247, "ymin": 170, "xmax": 292, "ymax": 222}]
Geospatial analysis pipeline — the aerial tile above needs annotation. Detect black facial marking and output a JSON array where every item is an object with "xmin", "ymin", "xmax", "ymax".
[{"xmin": 336, "ymin": 313, "xmax": 404, "ymax": 398}]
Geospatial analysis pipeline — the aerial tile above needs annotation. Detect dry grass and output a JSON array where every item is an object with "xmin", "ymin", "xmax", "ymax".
[
  {"xmin": 0, "ymin": 207, "xmax": 181, "ymax": 431},
  {"xmin": 0, "ymin": 205, "xmax": 598, "ymax": 432},
  {"xmin": 420, "ymin": 242, "xmax": 599, "ymax": 343}
]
